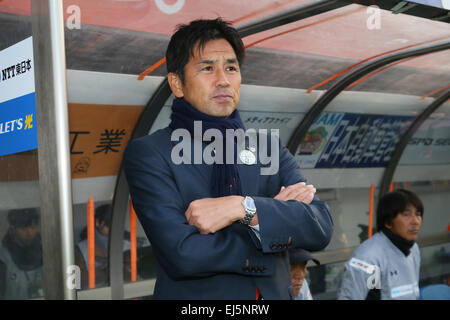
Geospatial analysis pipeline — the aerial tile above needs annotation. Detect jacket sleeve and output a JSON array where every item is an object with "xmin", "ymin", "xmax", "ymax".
[
  {"xmin": 253, "ymin": 139, "xmax": 334, "ymax": 253},
  {"xmin": 124, "ymin": 138, "xmax": 274, "ymax": 281},
  {"xmin": 337, "ymin": 252, "xmax": 381, "ymax": 300}
]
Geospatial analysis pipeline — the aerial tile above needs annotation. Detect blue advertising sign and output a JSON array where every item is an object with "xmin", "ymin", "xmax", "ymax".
[
  {"xmin": 296, "ymin": 112, "xmax": 413, "ymax": 168},
  {"xmin": 0, "ymin": 37, "xmax": 38, "ymax": 156},
  {"xmin": 407, "ymin": 0, "xmax": 449, "ymax": 10}
]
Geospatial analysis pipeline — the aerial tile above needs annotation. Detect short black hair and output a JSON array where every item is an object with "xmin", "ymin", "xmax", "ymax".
[
  {"xmin": 8, "ymin": 208, "xmax": 40, "ymax": 228},
  {"xmin": 79, "ymin": 204, "xmax": 113, "ymax": 240},
  {"xmin": 165, "ymin": 18, "xmax": 245, "ymax": 83},
  {"xmin": 376, "ymin": 189, "xmax": 424, "ymax": 231},
  {"xmin": 95, "ymin": 204, "xmax": 112, "ymax": 225}
]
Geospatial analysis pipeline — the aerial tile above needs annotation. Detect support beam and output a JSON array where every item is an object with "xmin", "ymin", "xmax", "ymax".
[
  {"xmin": 237, "ymin": 0, "xmax": 350, "ymax": 37},
  {"xmin": 378, "ymin": 88, "xmax": 450, "ymax": 199},
  {"xmin": 287, "ymin": 40, "xmax": 450, "ymax": 156},
  {"xmin": 31, "ymin": 0, "xmax": 76, "ymax": 300}
]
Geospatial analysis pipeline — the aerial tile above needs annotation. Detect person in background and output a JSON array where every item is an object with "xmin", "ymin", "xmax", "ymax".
[
  {"xmin": 75, "ymin": 204, "xmax": 132, "ymax": 289},
  {"xmin": 289, "ymin": 248, "xmax": 320, "ymax": 300},
  {"xmin": 338, "ymin": 189, "xmax": 423, "ymax": 300},
  {"xmin": 0, "ymin": 208, "xmax": 43, "ymax": 300}
]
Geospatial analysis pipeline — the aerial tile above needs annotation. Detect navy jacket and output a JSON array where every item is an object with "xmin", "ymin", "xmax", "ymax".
[{"xmin": 124, "ymin": 127, "xmax": 333, "ymax": 299}]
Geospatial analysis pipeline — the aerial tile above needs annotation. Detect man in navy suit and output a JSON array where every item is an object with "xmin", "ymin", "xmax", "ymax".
[{"xmin": 123, "ymin": 18, "xmax": 333, "ymax": 299}]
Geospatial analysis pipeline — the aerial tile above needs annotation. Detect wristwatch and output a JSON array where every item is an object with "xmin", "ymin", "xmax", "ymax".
[{"xmin": 240, "ymin": 196, "xmax": 257, "ymax": 225}]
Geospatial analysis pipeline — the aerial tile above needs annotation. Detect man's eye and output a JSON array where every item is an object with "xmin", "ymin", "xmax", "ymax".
[
  {"xmin": 227, "ymin": 66, "xmax": 238, "ymax": 71},
  {"xmin": 202, "ymin": 66, "xmax": 213, "ymax": 71}
]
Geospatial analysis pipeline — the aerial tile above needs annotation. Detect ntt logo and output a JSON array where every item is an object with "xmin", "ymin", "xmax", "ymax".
[{"xmin": 1, "ymin": 59, "xmax": 32, "ymax": 84}]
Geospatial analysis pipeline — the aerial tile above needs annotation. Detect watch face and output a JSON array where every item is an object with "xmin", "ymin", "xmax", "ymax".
[{"xmin": 245, "ymin": 197, "xmax": 256, "ymax": 211}]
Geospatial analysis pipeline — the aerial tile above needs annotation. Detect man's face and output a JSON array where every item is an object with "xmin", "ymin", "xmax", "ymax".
[
  {"xmin": 386, "ymin": 203, "xmax": 422, "ymax": 241},
  {"xmin": 13, "ymin": 224, "xmax": 38, "ymax": 246},
  {"xmin": 168, "ymin": 38, "xmax": 241, "ymax": 118},
  {"xmin": 290, "ymin": 263, "xmax": 307, "ymax": 297},
  {"xmin": 96, "ymin": 219, "xmax": 110, "ymax": 236}
]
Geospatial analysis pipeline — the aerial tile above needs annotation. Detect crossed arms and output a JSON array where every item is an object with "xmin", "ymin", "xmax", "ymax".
[
  {"xmin": 124, "ymin": 131, "xmax": 333, "ymax": 279},
  {"xmin": 185, "ymin": 182, "xmax": 317, "ymax": 234}
]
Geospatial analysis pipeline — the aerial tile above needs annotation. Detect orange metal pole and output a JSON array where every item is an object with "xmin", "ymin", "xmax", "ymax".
[
  {"xmin": 136, "ymin": 1, "xmax": 292, "ymax": 80},
  {"xmin": 244, "ymin": 7, "xmax": 363, "ymax": 49},
  {"xmin": 231, "ymin": 0, "xmax": 293, "ymax": 24},
  {"xmin": 137, "ymin": 7, "xmax": 364, "ymax": 80},
  {"xmin": 421, "ymin": 84, "xmax": 450, "ymax": 100},
  {"xmin": 138, "ymin": 57, "xmax": 166, "ymax": 80},
  {"xmin": 129, "ymin": 199, "xmax": 137, "ymax": 282},
  {"xmin": 389, "ymin": 181, "xmax": 394, "ymax": 192},
  {"xmin": 368, "ymin": 184, "xmax": 375, "ymax": 239},
  {"xmin": 306, "ymin": 35, "xmax": 449, "ymax": 93},
  {"xmin": 345, "ymin": 57, "xmax": 416, "ymax": 90},
  {"xmin": 87, "ymin": 197, "xmax": 96, "ymax": 289}
]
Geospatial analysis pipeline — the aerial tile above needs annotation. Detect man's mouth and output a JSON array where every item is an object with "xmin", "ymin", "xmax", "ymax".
[
  {"xmin": 213, "ymin": 94, "xmax": 232, "ymax": 101},
  {"xmin": 292, "ymin": 281, "xmax": 303, "ymax": 290}
]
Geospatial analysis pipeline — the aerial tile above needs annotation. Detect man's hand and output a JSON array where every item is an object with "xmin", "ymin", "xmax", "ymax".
[
  {"xmin": 185, "ymin": 196, "xmax": 248, "ymax": 234},
  {"xmin": 274, "ymin": 182, "xmax": 316, "ymax": 204}
]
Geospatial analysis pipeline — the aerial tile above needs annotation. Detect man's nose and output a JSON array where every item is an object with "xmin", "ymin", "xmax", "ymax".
[
  {"xmin": 411, "ymin": 214, "xmax": 421, "ymax": 225},
  {"xmin": 26, "ymin": 227, "xmax": 37, "ymax": 237},
  {"xmin": 215, "ymin": 68, "xmax": 230, "ymax": 86}
]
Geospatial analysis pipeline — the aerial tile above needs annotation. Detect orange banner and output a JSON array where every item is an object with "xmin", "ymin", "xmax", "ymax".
[
  {"xmin": 69, "ymin": 103, "xmax": 143, "ymax": 179},
  {"xmin": 0, "ymin": 103, "xmax": 144, "ymax": 181}
]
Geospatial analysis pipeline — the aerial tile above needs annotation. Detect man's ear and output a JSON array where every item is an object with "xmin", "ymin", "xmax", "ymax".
[
  {"xmin": 168, "ymin": 73, "xmax": 184, "ymax": 98},
  {"xmin": 384, "ymin": 221, "xmax": 392, "ymax": 230}
]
